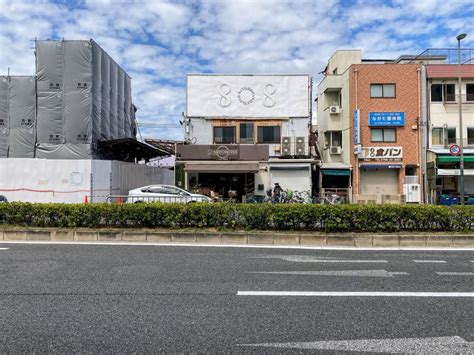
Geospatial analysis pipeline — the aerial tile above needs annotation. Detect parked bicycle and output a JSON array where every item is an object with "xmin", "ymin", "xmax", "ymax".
[{"xmin": 316, "ymin": 193, "xmax": 344, "ymax": 204}]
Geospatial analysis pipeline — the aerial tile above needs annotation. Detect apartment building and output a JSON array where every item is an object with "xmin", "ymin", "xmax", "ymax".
[
  {"xmin": 425, "ymin": 56, "xmax": 474, "ymax": 203},
  {"xmin": 317, "ymin": 50, "xmax": 422, "ymax": 203},
  {"xmin": 175, "ymin": 74, "xmax": 317, "ymax": 201}
]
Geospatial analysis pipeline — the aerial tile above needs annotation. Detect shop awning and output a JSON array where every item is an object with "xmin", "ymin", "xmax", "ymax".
[
  {"xmin": 321, "ymin": 169, "xmax": 351, "ymax": 176},
  {"xmin": 185, "ymin": 162, "xmax": 259, "ymax": 173},
  {"xmin": 359, "ymin": 163, "xmax": 402, "ymax": 169},
  {"xmin": 437, "ymin": 168, "xmax": 474, "ymax": 176},
  {"xmin": 437, "ymin": 155, "xmax": 474, "ymax": 163},
  {"xmin": 270, "ymin": 164, "xmax": 310, "ymax": 171}
]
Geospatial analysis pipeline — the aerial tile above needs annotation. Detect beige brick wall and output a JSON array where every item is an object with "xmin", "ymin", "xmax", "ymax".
[{"xmin": 349, "ymin": 64, "xmax": 422, "ymax": 196}]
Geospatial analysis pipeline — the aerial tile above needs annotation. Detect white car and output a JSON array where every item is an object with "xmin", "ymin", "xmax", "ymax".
[{"xmin": 127, "ymin": 185, "xmax": 211, "ymax": 203}]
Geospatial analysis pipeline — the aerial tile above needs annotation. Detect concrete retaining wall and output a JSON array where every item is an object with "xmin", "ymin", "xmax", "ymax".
[{"xmin": 0, "ymin": 228, "xmax": 473, "ymax": 247}]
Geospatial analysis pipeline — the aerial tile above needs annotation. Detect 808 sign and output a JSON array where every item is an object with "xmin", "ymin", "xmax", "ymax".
[{"xmin": 218, "ymin": 83, "xmax": 277, "ymax": 108}]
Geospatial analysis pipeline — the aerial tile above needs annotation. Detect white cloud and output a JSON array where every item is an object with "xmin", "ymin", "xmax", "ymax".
[{"xmin": 0, "ymin": 0, "xmax": 473, "ymax": 140}]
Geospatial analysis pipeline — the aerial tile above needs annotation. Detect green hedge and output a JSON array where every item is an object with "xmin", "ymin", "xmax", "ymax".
[{"xmin": 0, "ymin": 202, "xmax": 473, "ymax": 232}]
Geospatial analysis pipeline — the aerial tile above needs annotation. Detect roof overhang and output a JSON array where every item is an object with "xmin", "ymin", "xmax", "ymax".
[
  {"xmin": 185, "ymin": 161, "xmax": 259, "ymax": 173},
  {"xmin": 98, "ymin": 138, "xmax": 169, "ymax": 162}
]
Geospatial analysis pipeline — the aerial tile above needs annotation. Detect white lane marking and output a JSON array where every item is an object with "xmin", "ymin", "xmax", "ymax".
[
  {"xmin": 436, "ymin": 272, "xmax": 474, "ymax": 276},
  {"xmin": 0, "ymin": 248, "xmax": 9, "ymax": 250},
  {"xmin": 256, "ymin": 255, "xmax": 388, "ymax": 263},
  {"xmin": 248, "ymin": 270, "xmax": 408, "ymax": 278},
  {"xmin": 413, "ymin": 260, "xmax": 446, "ymax": 263},
  {"xmin": 240, "ymin": 336, "xmax": 474, "ymax": 352},
  {"xmin": 0, "ymin": 241, "xmax": 473, "ymax": 251},
  {"xmin": 237, "ymin": 291, "xmax": 474, "ymax": 297}
]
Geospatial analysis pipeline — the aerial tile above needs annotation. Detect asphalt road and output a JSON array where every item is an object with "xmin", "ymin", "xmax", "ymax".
[{"xmin": 0, "ymin": 242, "xmax": 473, "ymax": 353}]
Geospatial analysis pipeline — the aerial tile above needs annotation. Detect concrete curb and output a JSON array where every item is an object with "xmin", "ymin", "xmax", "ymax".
[{"xmin": 0, "ymin": 228, "xmax": 473, "ymax": 247}]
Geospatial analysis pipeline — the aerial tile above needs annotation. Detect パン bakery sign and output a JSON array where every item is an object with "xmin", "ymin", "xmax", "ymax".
[{"xmin": 361, "ymin": 146, "xmax": 403, "ymax": 162}]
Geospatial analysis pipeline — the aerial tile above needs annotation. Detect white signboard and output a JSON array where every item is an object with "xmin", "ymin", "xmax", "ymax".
[
  {"xmin": 186, "ymin": 74, "xmax": 310, "ymax": 118},
  {"xmin": 361, "ymin": 146, "xmax": 403, "ymax": 161}
]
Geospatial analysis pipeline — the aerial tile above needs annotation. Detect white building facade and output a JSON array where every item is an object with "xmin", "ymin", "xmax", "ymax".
[{"xmin": 176, "ymin": 74, "xmax": 317, "ymax": 201}]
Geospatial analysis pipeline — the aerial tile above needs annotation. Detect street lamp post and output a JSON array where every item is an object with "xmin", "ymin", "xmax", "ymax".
[{"xmin": 457, "ymin": 33, "xmax": 467, "ymax": 205}]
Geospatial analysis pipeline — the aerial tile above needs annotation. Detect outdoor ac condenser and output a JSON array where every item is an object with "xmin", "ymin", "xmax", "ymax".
[
  {"xmin": 281, "ymin": 136, "xmax": 292, "ymax": 156},
  {"xmin": 295, "ymin": 136, "xmax": 308, "ymax": 156}
]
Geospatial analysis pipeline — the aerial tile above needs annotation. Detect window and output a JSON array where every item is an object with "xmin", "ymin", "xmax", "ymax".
[
  {"xmin": 431, "ymin": 83, "xmax": 455, "ymax": 102},
  {"xmin": 432, "ymin": 128, "xmax": 443, "ymax": 145},
  {"xmin": 432, "ymin": 127, "xmax": 456, "ymax": 146},
  {"xmin": 213, "ymin": 126, "xmax": 235, "ymax": 144},
  {"xmin": 468, "ymin": 127, "xmax": 474, "ymax": 145},
  {"xmin": 240, "ymin": 123, "xmax": 254, "ymax": 143},
  {"xmin": 447, "ymin": 127, "xmax": 456, "ymax": 144},
  {"xmin": 257, "ymin": 126, "xmax": 280, "ymax": 143},
  {"xmin": 325, "ymin": 131, "xmax": 342, "ymax": 147},
  {"xmin": 371, "ymin": 128, "xmax": 396, "ymax": 142},
  {"xmin": 467, "ymin": 84, "xmax": 474, "ymax": 102},
  {"xmin": 370, "ymin": 84, "xmax": 395, "ymax": 98}
]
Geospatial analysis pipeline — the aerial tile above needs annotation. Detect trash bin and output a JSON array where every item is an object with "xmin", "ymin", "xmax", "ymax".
[{"xmin": 441, "ymin": 195, "xmax": 450, "ymax": 206}]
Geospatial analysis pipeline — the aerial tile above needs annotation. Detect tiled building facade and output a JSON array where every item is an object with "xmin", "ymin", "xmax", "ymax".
[{"xmin": 318, "ymin": 50, "xmax": 423, "ymax": 204}]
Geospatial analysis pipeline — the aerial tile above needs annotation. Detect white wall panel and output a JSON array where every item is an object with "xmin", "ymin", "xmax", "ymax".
[{"xmin": 187, "ymin": 75, "xmax": 310, "ymax": 118}]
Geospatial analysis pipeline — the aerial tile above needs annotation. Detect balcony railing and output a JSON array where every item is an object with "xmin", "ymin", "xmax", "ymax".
[
  {"xmin": 409, "ymin": 48, "xmax": 474, "ymax": 65},
  {"xmin": 434, "ymin": 94, "xmax": 474, "ymax": 104},
  {"xmin": 433, "ymin": 138, "xmax": 474, "ymax": 148}
]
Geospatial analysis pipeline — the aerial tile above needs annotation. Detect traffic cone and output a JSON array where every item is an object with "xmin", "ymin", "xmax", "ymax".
[
  {"xmin": 118, "ymin": 196, "xmax": 122, "ymax": 205},
  {"xmin": 84, "ymin": 195, "xmax": 89, "ymax": 204}
]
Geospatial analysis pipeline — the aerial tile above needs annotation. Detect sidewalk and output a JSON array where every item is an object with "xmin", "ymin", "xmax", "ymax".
[{"xmin": 1, "ymin": 227, "xmax": 473, "ymax": 248}]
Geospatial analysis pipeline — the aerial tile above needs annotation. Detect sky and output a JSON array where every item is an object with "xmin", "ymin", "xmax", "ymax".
[{"xmin": 1, "ymin": 0, "xmax": 473, "ymax": 141}]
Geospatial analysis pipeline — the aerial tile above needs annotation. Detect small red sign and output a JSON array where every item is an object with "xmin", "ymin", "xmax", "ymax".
[{"xmin": 449, "ymin": 144, "xmax": 461, "ymax": 156}]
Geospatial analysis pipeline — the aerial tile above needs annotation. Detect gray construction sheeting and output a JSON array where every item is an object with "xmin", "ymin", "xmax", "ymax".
[
  {"xmin": 36, "ymin": 143, "xmax": 91, "ymax": 159},
  {"xmin": 124, "ymin": 75, "xmax": 132, "ymax": 138},
  {"xmin": 92, "ymin": 41, "xmax": 102, "ymax": 142},
  {"xmin": 0, "ymin": 76, "xmax": 36, "ymax": 158},
  {"xmin": 8, "ymin": 76, "xmax": 36, "ymax": 157},
  {"xmin": 100, "ymin": 48, "xmax": 111, "ymax": 140},
  {"xmin": 0, "ymin": 77, "xmax": 8, "ymax": 157},
  {"xmin": 118, "ymin": 69, "xmax": 125, "ymax": 139},
  {"xmin": 109, "ymin": 60, "xmax": 118, "ymax": 140},
  {"xmin": 35, "ymin": 39, "xmax": 135, "ymax": 159}
]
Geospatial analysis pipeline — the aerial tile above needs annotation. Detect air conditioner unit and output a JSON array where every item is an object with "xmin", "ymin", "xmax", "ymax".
[
  {"xmin": 330, "ymin": 146, "xmax": 342, "ymax": 154},
  {"xmin": 329, "ymin": 106, "xmax": 340, "ymax": 114},
  {"xmin": 281, "ymin": 136, "xmax": 292, "ymax": 156},
  {"xmin": 295, "ymin": 136, "xmax": 308, "ymax": 156}
]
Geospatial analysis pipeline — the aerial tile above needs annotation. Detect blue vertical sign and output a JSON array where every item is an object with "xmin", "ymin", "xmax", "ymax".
[{"xmin": 354, "ymin": 109, "xmax": 360, "ymax": 145}]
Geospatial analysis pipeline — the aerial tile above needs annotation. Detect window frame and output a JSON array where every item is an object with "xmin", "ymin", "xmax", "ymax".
[
  {"xmin": 447, "ymin": 127, "xmax": 456, "ymax": 144},
  {"xmin": 466, "ymin": 83, "xmax": 474, "ymax": 102},
  {"xmin": 257, "ymin": 125, "xmax": 281, "ymax": 144},
  {"xmin": 431, "ymin": 83, "xmax": 456, "ymax": 102},
  {"xmin": 370, "ymin": 128, "xmax": 397, "ymax": 143},
  {"xmin": 370, "ymin": 83, "xmax": 396, "ymax": 98},
  {"xmin": 239, "ymin": 122, "xmax": 254, "ymax": 144},
  {"xmin": 467, "ymin": 127, "xmax": 474, "ymax": 145},
  {"xmin": 431, "ymin": 127, "xmax": 444, "ymax": 146},
  {"xmin": 213, "ymin": 126, "xmax": 236, "ymax": 144}
]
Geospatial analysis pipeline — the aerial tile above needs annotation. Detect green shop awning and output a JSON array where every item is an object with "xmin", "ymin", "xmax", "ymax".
[
  {"xmin": 321, "ymin": 169, "xmax": 351, "ymax": 176},
  {"xmin": 437, "ymin": 155, "xmax": 474, "ymax": 163}
]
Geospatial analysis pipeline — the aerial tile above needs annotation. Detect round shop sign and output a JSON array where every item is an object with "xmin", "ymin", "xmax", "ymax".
[{"xmin": 449, "ymin": 144, "xmax": 461, "ymax": 156}]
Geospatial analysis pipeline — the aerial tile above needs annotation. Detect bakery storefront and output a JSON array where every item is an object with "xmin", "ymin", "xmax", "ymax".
[{"xmin": 175, "ymin": 144, "xmax": 268, "ymax": 201}]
